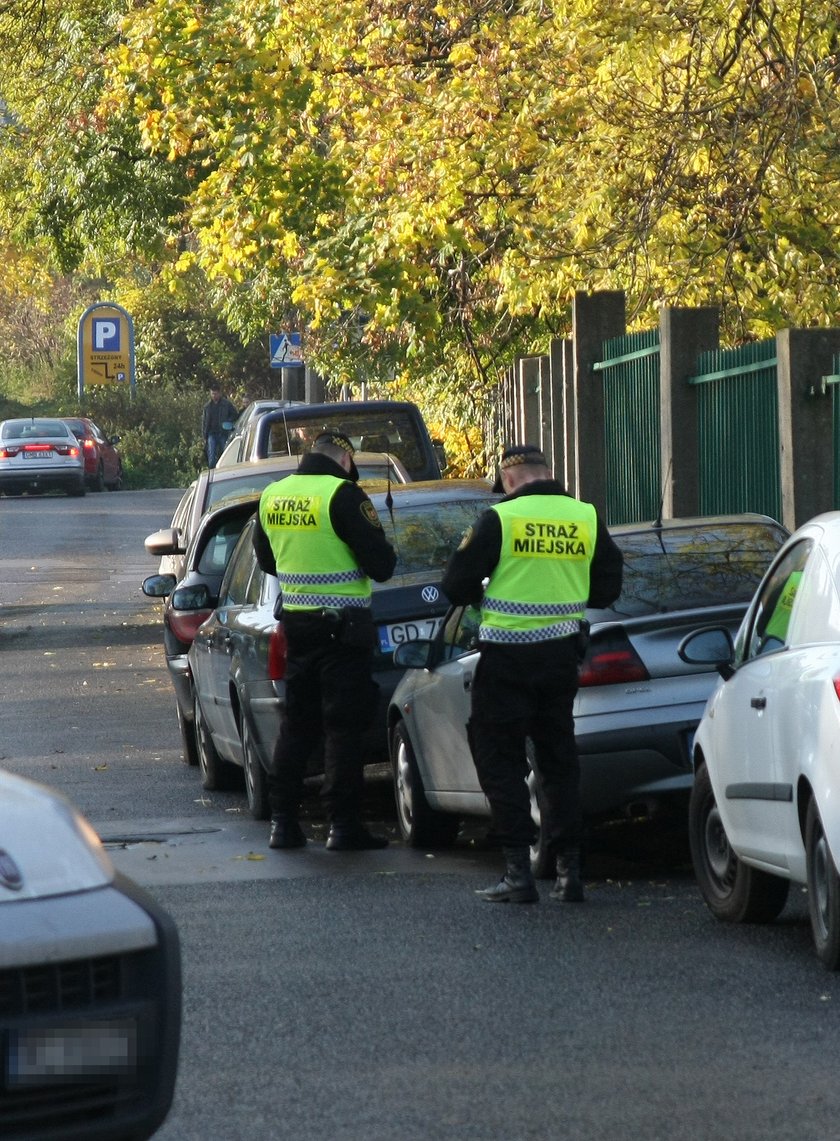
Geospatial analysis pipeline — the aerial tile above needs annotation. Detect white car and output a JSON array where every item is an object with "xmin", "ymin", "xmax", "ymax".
[
  {"xmin": 0, "ymin": 417, "xmax": 86, "ymax": 498},
  {"xmin": 0, "ymin": 770, "xmax": 180, "ymax": 1139},
  {"xmin": 681, "ymin": 511, "xmax": 840, "ymax": 969}
]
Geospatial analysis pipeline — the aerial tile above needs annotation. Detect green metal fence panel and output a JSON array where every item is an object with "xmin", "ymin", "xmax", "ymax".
[
  {"xmin": 689, "ymin": 338, "xmax": 780, "ymax": 520},
  {"xmin": 594, "ymin": 329, "xmax": 661, "ymax": 525}
]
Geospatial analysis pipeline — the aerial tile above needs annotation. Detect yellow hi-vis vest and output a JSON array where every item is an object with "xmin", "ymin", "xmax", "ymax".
[
  {"xmin": 480, "ymin": 495, "xmax": 597, "ymax": 644},
  {"xmin": 258, "ymin": 473, "xmax": 371, "ymax": 611}
]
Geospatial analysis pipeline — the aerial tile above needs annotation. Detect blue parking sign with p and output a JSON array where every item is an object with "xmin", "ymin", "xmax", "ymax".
[{"xmin": 93, "ymin": 318, "xmax": 121, "ymax": 352}]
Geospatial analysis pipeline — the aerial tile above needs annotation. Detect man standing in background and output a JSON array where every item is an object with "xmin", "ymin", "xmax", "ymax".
[{"xmin": 202, "ymin": 383, "xmax": 238, "ymax": 468}]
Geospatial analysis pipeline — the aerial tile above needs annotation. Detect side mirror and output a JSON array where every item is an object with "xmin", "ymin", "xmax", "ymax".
[
  {"xmin": 110, "ymin": 435, "xmax": 121, "ymax": 444},
  {"xmin": 145, "ymin": 527, "xmax": 186, "ymax": 557},
  {"xmin": 171, "ymin": 583, "xmax": 213, "ymax": 611},
  {"xmin": 432, "ymin": 440, "xmax": 447, "ymax": 472},
  {"xmin": 678, "ymin": 626, "xmax": 735, "ymax": 679},
  {"xmin": 393, "ymin": 639, "xmax": 435, "ymax": 669},
  {"xmin": 142, "ymin": 573, "xmax": 177, "ymax": 598}
]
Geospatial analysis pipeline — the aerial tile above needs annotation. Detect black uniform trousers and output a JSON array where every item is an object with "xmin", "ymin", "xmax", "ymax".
[
  {"xmin": 269, "ymin": 609, "xmax": 379, "ymax": 825},
  {"xmin": 468, "ymin": 637, "xmax": 582, "ymax": 852}
]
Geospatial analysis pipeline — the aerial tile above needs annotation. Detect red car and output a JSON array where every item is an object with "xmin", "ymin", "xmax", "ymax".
[{"xmin": 61, "ymin": 416, "xmax": 123, "ymax": 491}]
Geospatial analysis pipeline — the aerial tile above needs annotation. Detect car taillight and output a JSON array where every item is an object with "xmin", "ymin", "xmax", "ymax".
[
  {"xmin": 578, "ymin": 630, "xmax": 649, "ymax": 687},
  {"xmin": 268, "ymin": 624, "xmax": 288, "ymax": 681},
  {"xmin": 169, "ymin": 609, "xmax": 212, "ymax": 643},
  {"xmin": 0, "ymin": 446, "xmax": 19, "ymax": 458},
  {"xmin": 22, "ymin": 443, "xmax": 52, "ymax": 453},
  {"xmin": 52, "ymin": 444, "xmax": 80, "ymax": 457},
  {"xmin": 83, "ymin": 438, "xmax": 95, "ymax": 450},
  {"xmin": 833, "ymin": 677, "xmax": 840, "ymax": 702}
]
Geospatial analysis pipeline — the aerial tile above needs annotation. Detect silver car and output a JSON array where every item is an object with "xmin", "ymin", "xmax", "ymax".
[
  {"xmin": 0, "ymin": 769, "xmax": 180, "ymax": 1139},
  {"xmin": 0, "ymin": 417, "xmax": 86, "ymax": 498},
  {"xmin": 387, "ymin": 514, "xmax": 789, "ymax": 874}
]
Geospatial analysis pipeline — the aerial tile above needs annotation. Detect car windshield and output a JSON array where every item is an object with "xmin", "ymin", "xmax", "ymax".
[
  {"xmin": 378, "ymin": 497, "xmax": 495, "ymax": 575},
  {"xmin": 608, "ymin": 521, "xmax": 788, "ymax": 617}
]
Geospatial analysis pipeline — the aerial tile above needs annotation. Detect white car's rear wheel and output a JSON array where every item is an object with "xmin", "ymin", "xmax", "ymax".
[
  {"xmin": 689, "ymin": 762, "xmax": 788, "ymax": 923},
  {"xmin": 805, "ymin": 799, "xmax": 840, "ymax": 970}
]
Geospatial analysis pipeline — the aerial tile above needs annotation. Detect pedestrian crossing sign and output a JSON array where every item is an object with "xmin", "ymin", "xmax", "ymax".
[{"xmin": 270, "ymin": 332, "xmax": 303, "ymax": 368}]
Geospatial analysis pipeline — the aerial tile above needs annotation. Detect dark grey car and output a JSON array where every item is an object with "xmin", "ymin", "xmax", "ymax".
[
  {"xmin": 387, "ymin": 514, "xmax": 790, "ymax": 874},
  {"xmin": 187, "ymin": 481, "xmax": 501, "ymax": 818}
]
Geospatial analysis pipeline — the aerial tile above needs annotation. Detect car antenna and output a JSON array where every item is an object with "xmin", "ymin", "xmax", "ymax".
[
  {"xmin": 652, "ymin": 458, "xmax": 673, "ymax": 533},
  {"xmin": 278, "ymin": 406, "xmax": 297, "ymax": 469}
]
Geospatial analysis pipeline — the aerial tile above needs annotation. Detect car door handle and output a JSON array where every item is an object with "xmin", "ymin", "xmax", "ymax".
[
  {"xmin": 750, "ymin": 696, "xmax": 767, "ymax": 710},
  {"xmin": 463, "ymin": 674, "xmax": 472, "ymax": 691}
]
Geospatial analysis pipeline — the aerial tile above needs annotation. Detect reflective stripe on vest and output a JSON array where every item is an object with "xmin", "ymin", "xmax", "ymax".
[
  {"xmin": 258, "ymin": 473, "xmax": 372, "ymax": 611},
  {"xmin": 480, "ymin": 495, "xmax": 597, "ymax": 644}
]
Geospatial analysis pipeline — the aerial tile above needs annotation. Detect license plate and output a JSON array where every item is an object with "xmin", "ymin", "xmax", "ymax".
[
  {"xmin": 379, "ymin": 617, "xmax": 442, "ymax": 654},
  {"xmin": 6, "ymin": 1019, "xmax": 137, "ymax": 1086},
  {"xmin": 22, "ymin": 449, "xmax": 52, "ymax": 459}
]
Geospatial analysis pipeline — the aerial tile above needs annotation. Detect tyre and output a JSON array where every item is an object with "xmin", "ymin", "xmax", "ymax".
[
  {"xmin": 175, "ymin": 695, "xmax": 199, "ymax": 767},
  {"xmin": 193, "ymin": 691, "xmax": 238, "ymax": 791},
  {"xmin": 67, "ymin": 479, "xmax": 86, "ymax": 497},
  {"xmin": 106, "ymin": 464, "xmax": 123, "ymax": 491},
  {"xmin": 91, "ymin": 463, "xmax": 105, "ymax": 492},
  {"xmin": 805, "ymin": 799, "xmax": 840, "ymax": 970},
  {"xmin": 391, "ymin": 720, "xmax": 460, "ymax": 847},
  {"xmin": 689, "ymin": 762, "xmax": 789, "ymax": 923},
  {"xmin": 526, "ymin": 740, "xmax": 554, "ymax": 879},
  {"xmin": 241, "ymin": 715, "xmax": 271, "ymax": 821}
]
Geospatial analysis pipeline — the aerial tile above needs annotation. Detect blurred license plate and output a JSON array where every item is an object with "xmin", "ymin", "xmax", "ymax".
[
  {"xmin": 379, "ymin": 617, "xmax": 442, "ymax": 654},
  {"xmin": 6, "ymin": 1020, "xmax": 137, "ymax": 1086},
  {"xmin": 22, "ymin": 450, "xmax": 51, "ymax": 459}
]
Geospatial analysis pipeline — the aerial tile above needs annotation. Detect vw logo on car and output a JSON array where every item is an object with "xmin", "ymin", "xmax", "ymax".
[{"xmin": 421, "ymin": 585, "xmax": 440, "ymax": 603}]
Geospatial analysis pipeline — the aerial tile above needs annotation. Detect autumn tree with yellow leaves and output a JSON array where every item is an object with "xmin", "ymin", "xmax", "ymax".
[{"xmin": 1, "ymin": 0, "xmax": 839, "ymax": 468}]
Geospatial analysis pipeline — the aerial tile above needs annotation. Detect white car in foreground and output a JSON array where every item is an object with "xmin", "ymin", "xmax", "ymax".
[
  {"xmin": 0, "ymin": 770, "xmax": 180, "ymax": 1139},
  {"xmin": 680, "ymin": 511, "xmax": 840, "ymax": 970}
]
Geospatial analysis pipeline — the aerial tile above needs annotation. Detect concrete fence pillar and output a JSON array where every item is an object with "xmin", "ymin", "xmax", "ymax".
[
  {"xmin": 573, "ymin": 290, "xmax": 626, "ymax": 511},
  {"xmin": 777, "ymin": 328, "xmax": 840, "ymax": 530},
  {"xmin": 518, "ymin": 356, "xmax": 541, "ymax": 445},
  {"xmin": 659, "ymin": 306, "xmax": 720, "ymax": 519}
]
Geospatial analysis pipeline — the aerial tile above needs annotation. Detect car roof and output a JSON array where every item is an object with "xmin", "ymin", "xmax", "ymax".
[
  {"xmin": 192, "ymin": 478, "xmax": 495, "ymax": 529},
  {"xmin": 367, "ymin": 479, "xmax": 497, "ymax": 507},
  {"xmin": 205, "ymin": 456, "xmax": 303, "ymax": 481},
  {"xmin": 608, "ymin": 513, "xmax": 787, "ymax": 537}
]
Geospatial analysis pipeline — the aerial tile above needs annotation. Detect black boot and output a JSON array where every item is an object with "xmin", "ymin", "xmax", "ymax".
[
  {"xmin": 550, "ymin": 850, "xmax": 584, "ymax": 901},
  {"xmin": 326, "ymin": 823, "xmax": 389, "ymax": 850},
  {"xmin": 476, "ymin": 847, "xmax": 539, "ymax": 904},
  {"xmin": 269, "ymin": 815, "xmax": 307, "ymax": 849}
]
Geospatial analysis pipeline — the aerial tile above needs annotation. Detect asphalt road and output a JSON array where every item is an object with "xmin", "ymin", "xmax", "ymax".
[{"xmin": 1, "ymin": 489, "xmax": 839, "ymax": 1141}]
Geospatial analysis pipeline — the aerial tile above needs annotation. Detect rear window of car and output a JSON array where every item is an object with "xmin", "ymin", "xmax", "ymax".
[
  {"xmin": 380, "ymin": 498, "xmax": 497, "ymax": 575},
  {"xmin": 2, "ymin": 420, "xmax": 72, "ymax": 440},
  {"xmin": 610, "ymin": 521, "xmax": 789, "ymax": 616},
  {"xmin": 62, "ymin": 419, "xmax": 87, "ymax": 436},
  {"xmin": 266, "ymin": 408, "xmax": 428, "ymax": 479}
]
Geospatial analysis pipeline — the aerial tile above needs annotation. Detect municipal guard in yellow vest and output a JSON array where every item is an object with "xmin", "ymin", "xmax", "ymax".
[
  {"xmin": 253, "ymin": 431, "xmax": 396, "ymax": 851},
  {"xmin": 441, "ymin": 444, "xmax": 623, "ymax": 903}
]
